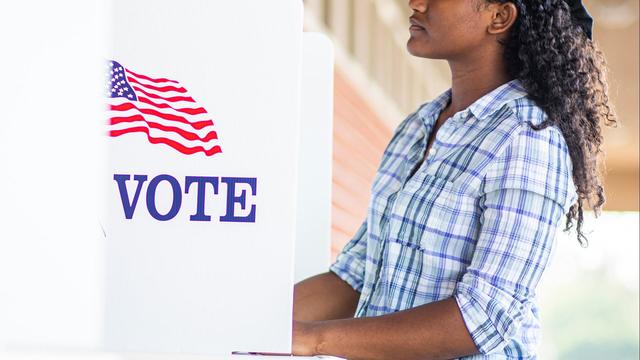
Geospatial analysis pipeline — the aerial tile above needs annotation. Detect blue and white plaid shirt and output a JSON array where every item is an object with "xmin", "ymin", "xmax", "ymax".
[{"xmin": 329, "ymin": 79, "xmax": 578, "ymax": 359}]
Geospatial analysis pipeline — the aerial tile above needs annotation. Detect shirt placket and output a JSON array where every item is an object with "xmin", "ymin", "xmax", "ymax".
[
  {"xmin": 356, "ymin": 112, "xmax": 468, "ymax": 316},
  {"xmin": 423, "ymin": 110, "xmax": 470, "ymax": 173},
  {"xmin": 356, "ymin": 120, "xmax": 432, "ymax": 317}
]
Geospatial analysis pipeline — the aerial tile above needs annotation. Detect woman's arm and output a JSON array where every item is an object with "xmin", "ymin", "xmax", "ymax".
[
  {"xmin": 293, "ymin": 271, "xmax": 360, "ymax": 322},
  {"xmin": 292, "ymin": 125, "xmax": 574, "ymax": 359},
  {"xmin": 293, "ymin": 297, "xmax": 479, "ymax": 360}
]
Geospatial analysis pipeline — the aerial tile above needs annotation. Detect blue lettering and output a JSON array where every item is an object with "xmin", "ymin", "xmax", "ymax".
[
  {"xmin": 219, "ymin": 177, "xmax": 257, "ymax": 223},
  {"xmin": 146, "ymin": 174, "xmax": 182, "ymax": 221},
  {"xmin": 113, "ymin": 174, "xmax": 148, "ymax": 219},
  {"xmin": 185, "ymin": 176, "xmax": 219, "ymax": 221},
  {"xmin": 113, "ymin": 174, "xmax": 258, "ymax": 222}
]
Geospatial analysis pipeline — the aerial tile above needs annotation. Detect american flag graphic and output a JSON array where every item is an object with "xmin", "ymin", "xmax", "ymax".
[{"xmin": 106, "ymin": 60, "xmax": 222, "ymax": 156}]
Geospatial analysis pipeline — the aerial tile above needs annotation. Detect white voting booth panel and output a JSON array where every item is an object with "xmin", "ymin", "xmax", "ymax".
[
  {"xmin": 294, "ymin": 33, "xmax": 334, "ymax": 283},
  {"xmin": 106, "ymin": 0, "xmax": 302, "ymax": 356},
  {"xmin": 0, "ymin": 1, "xmax": 343, "ymax": 359}
]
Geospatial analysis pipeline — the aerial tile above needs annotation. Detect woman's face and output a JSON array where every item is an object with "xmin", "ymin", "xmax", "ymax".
[{"xmin": 407, "ymin": 0, "xmax": 495, "ymax": 60}]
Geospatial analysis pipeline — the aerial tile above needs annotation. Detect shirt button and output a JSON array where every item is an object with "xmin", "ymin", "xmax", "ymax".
[{"xmin": 429, "ymin": 148, "xmax": 437, "ymax": 157}]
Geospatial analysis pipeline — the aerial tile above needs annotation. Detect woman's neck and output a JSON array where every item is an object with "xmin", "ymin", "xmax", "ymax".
[{"xmin": 445, "ymin": 49, "xmax": 513, "ymax": 116}]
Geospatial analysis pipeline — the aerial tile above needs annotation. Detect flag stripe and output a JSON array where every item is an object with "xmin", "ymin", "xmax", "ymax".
[
  {"xmin": 137, "ymin": 96, "xmax": 207, "ymax": 115},
  {"xmin": 111, "ymin": 93, "xmax": 202, "ymax": 110},
  {"xmin": 127, "ymin": 76, "xmax": 188, "ymax": 93},
  {"xmin": 110, "ymin": 127, "xmax": 223, "ymax": 156},
  {"xmin": 109, "ymin": 102, "xmax": 213, "ymax": 127},
  {"xmin": 130, "ymin": 82, "xmax": 190, "ymax": 98},
  {"xmin": 126, "ymin": 72, "xmax": 178, "ymax": 88},
  {"xmin": 109, "ymin": 115, "xmax": 219, "ymax": 142},
  {"xmin": 109, "ymin": 120, "xmax": 220, "ymax": 149},
  {"xmin": 132, "ymin": 85, "xmax": 195, "ymax": 102},
  {"xmin": 125, "ymin": 67, "xmax": 179, "ymax": 84},
  {"xmin": 108, "ymin": 108, "xmax": 216, "ymax": 136},
  {"xmin": 110, "ymin": 96, "xmax": 209, "ymax": 120}
]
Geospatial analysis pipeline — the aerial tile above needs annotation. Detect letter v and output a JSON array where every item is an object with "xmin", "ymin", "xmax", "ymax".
[{"xmin": 113, "ymin": 174, "xmax": 148, "ymax": 219}]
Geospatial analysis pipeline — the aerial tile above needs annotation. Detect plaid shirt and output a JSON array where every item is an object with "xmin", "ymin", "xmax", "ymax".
[{"xmin": 329, "ymin": 80, "xmax": 578, "ymax": 359}]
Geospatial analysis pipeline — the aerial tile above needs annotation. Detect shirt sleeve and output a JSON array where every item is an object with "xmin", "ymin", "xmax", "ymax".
[
  {"xmin": 329, "ymin": 220, "xmax": 368, "ymax": 293},
  {"xmin": 453, "ymin": 123, "xmax": 577, "ymax": 355}
]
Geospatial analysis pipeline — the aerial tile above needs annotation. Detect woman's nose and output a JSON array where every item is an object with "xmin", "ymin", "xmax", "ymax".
[{"xmin": 408, "ymin": 0, "xmax": 427, "ymax": 13}]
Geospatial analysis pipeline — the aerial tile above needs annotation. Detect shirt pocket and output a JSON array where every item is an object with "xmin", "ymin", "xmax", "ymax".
[{"xmin": 387, "ymin": 173, "xmax": 480, "ymax": 268}]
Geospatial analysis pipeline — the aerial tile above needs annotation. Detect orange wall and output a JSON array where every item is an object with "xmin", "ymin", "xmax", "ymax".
[{"xmin": 331, "ymin": 69, "xmax": 393, "ymax": 260}]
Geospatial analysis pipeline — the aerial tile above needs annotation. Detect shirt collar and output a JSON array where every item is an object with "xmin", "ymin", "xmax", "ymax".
[{"xmin": 418, "ymin": 79, "xmax": 528, "ymax": 126}]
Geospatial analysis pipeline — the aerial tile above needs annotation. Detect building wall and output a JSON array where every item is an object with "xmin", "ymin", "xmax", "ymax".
[{"xmin": 331, "ymin": 69, "xmax": 393, "ymax": 258}]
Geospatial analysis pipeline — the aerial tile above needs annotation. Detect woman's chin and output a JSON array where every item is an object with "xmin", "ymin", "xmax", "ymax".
[{"xmin": 406, "ymin": 40, "xmax": 434, "ymax": 58}]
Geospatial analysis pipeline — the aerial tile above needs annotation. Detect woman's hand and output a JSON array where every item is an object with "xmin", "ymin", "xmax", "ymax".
[
  {"xmin": 292, "ymin": 320, "xmax": 321, "ymax": 356},
  {"xmin": 293, "ymin": 271, "xmax": 360, "ymax": 322},
  {"xmin": 290, "ymin": 298, "xmax": 479, "ymax": 360}
]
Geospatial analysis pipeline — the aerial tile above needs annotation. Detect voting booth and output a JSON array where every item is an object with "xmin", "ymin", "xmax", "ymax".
[
  {"xmin": 106, "ymin": 0, "xmax": 303, "ymax": 354},
  {"xmin": 1, "ymin": 0, "xmax": 337, "ymax": 358}
]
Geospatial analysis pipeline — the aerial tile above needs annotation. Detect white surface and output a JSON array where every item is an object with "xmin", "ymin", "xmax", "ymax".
[
  {"xmin": 0, "ymin": 2, "xmax": 341, "ymax": 358},
  {"xmin": 0, "ymin": 0, "xmax": 108, "ymax": 351},
  {"xmin": 294, "ymin": 33, "xmax": 335, "ymax": 283},
  {"xmin": 0, "ymin": 352, "xmax": 344, "ymax": 360},
  {"xmin": 106, "ymin": 0, "xmax": 303, "ymax": 356}
]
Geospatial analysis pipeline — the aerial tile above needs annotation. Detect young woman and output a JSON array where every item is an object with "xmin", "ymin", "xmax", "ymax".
[{"xmin": 292, "ymin": 0, "xmax": 616, "ymax": 359}]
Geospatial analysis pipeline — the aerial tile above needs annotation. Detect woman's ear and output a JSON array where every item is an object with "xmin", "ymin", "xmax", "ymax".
[{"xmin": 486, "ymin": 2, "xmax": 518, "ymax": 35}]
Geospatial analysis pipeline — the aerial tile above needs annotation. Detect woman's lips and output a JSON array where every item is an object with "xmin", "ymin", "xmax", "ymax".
[{"xmin": 409, "ymin": 17, "xmax": 426, "ymax": 31}]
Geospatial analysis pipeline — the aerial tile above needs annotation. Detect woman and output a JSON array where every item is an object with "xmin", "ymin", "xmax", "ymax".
[{"xmin": 292, "ymin": 0, "xmax": 616, "ymax": 359}]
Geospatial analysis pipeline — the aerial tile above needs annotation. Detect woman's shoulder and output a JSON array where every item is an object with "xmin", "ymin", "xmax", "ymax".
[
  {"xmin": 468, "ymin": 81, "xmax": 567, "ymax": 153},
  {"xmin": 485, "ymin": 94, "xmax": 578, "ymax": 211},
  {"xmin": 499, "ymin": 92, "xmax": 570, "ymax": 160},
  {"xmin": 508, "ymin": 93, "xmax": 552, "ymax": 128}
]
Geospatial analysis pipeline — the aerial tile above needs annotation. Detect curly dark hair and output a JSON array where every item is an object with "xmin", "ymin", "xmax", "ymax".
[{"xmin": 485, "ymin": 0, "xmax": 617, "ymax": 246}]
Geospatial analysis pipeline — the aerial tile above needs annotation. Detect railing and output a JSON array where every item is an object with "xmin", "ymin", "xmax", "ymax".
[{"xmin": 304, "ymin": 0, "xmax": 450, "ymax": 123}]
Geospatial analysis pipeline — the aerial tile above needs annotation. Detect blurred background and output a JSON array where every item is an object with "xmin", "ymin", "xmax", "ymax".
[{"xmin": 303, "ymin": 0, "xmax": 639, "ymax": 359}]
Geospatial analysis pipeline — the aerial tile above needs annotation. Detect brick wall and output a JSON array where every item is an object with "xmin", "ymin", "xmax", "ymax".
[{"xmin": 331, "ymin": 68, "xmax": 393, "ymax": 260}]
